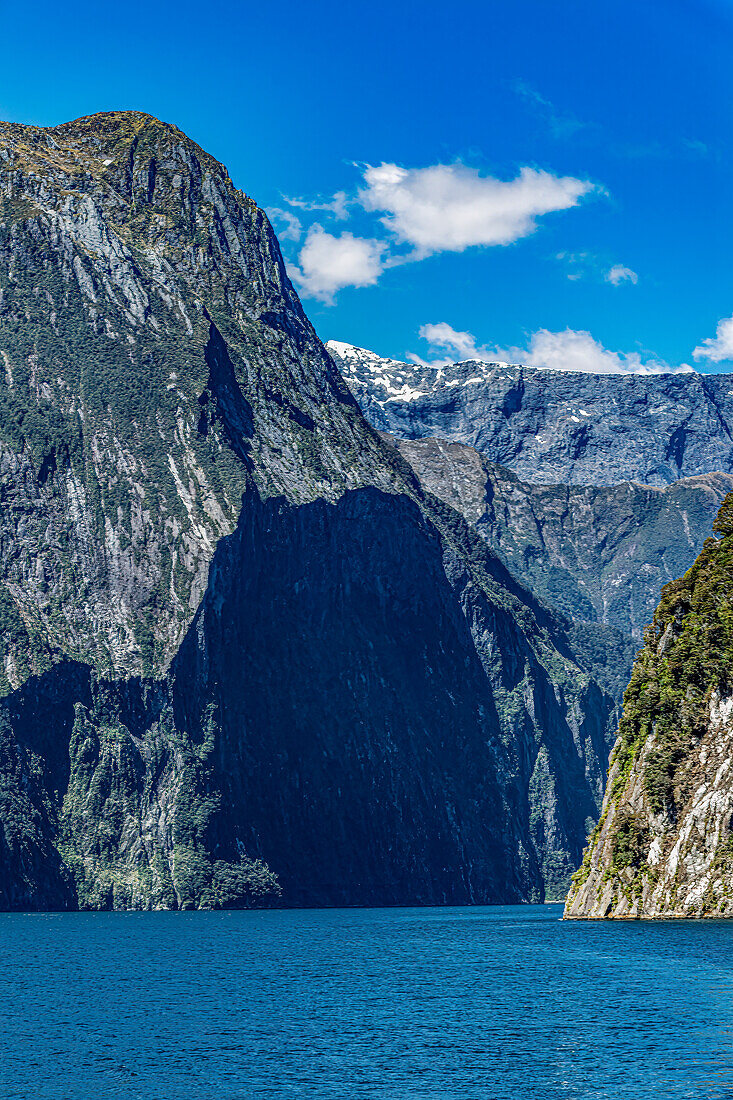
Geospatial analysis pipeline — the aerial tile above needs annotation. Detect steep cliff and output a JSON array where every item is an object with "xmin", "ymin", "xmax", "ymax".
[
  {"xmin": 328, "ymin": 341, "xmax": 733, "ymax": 488},
  {"xmin": 0, "ymin": 111, "xmax": 616, "ymax": 908},
  {"xmin": 384, "ymin": 435, "xmax": 733, "ymax": 643},
  {"xmin": 565, "ymin": 494, "xmax": 733, "ymax": 918}
]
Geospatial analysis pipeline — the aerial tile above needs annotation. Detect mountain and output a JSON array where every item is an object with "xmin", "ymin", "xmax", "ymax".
[
  {"xmin": 0, "ymin": 111, "xmax": 616, "ymax": 909},
  {"xmin": 327, "ymin": 341, "xmax": 733, "ymax": 488},
  {"xmin": 565, "ymin": 494, "xmax": 733, "ymax": 918},
  {"xmin": 331, "ymin": 346, "xmax": 733, "ymax": 715},
  {"xmin": 382, "ymin": 435, "xmax": 733, "ymax": 644}
]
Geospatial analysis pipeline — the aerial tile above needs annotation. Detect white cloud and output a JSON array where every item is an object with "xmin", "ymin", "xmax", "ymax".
[
  {"xmin": 503, "ymin": 328, "xmax": 681, "ymax": 374},
  {"xmin": 275, "ymin": 159, "xmax": 601, "ymax": 302},
  {"xmin": 289, "ymin": 225, "xmax": 386, "ymax": 304},
  {"xmin": 606, "ymin": 264, "xmax": 639, "ymax": 286},
  {"xmin": 410, "ymin": 322, "xmax": 693, "ymax": 375},
  {"xmin": 693, "ymin": 314, "xmax": 733, "ymax": 363},
  {"xmin": 407, "ymin": 322, "xmax": 492, "ymax": 367},
  {"xmin": 359, "ymin": 162, "xmax": 595, "ymax": 257}
]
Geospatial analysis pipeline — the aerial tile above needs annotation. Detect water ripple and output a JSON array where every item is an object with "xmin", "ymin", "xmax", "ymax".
[{"xmin": 0, "ymin": 906, "xmax": 732, "ymax": 1098}]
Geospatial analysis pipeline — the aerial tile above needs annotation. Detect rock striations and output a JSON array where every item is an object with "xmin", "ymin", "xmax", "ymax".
[
  {"xmin": 0, "ymin": 112, "xmax": 617, "ymax": 909},
  {"xmin": 565, "ymin": 494, "xmax": 733, "ymax": 918},
  {"xmin": 328, "ymin": 341, "xmax": 733, "ymax": 488},
  {"xmin": 383, "ymin": 434, "xmax": 733, "ymax": 646}
]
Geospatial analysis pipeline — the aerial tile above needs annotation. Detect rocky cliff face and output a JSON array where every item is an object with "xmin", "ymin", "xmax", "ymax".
[
  {"xmin": 565, "ymin": 494, "xmax": 733, "ymax": 918},
  {"xmin": 328, "ymin": 342, "xmax": 733, "ymax": 488},
  {"xmin": 0, "ymin": 112, "xmax": 616, "ymax": 908},
  {"xmin": 384, "ymin": 435, "xmax": 733, "ymax": 643},
  {"xmin": 0, "ymin": 118, "xmax": 401, "ymax": 684}
]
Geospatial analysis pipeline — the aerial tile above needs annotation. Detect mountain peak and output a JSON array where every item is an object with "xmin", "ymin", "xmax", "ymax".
[{"xmin": 0, "ymin": 110, "xmax": 240, "ymax": 205}]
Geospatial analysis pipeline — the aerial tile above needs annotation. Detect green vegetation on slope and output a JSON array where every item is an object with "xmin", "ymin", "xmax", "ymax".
[
  {"xmin": 611, "ymin": 495, "xmax": 733, "ymax": 816},
  {"xmin": 568, "ymin": 492, "xmax": 733, "ymax": 909}
]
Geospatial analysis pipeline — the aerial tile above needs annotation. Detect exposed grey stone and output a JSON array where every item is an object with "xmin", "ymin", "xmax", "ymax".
[{"xmin": 329, "ymin": 341, "xmax": 733, "ymax": 488}]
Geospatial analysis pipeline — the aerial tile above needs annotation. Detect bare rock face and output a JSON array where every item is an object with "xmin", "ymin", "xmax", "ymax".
[
  {"xmin": 0, "ymin": 115, "xmax": 398, "ymax": 684},
  {"xmin": 565, "ymin": 495, "xmax": 733, "ymax": 918},
  {"xmin": 382, "ymin": 435, "xmax": 733, "ymax": 643},
  {"xmin": 328, "ymin": 341, "xmax": 733, "ymax": 488},
  {"xmin": 0, "ymin": 112, "xmax": 617, "ymax": 908}
]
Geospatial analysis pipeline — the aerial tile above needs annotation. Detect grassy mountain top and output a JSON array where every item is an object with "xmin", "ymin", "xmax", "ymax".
[{"xmin": 0, "ymin": 110, "xmax": 240, "ymax": 195}]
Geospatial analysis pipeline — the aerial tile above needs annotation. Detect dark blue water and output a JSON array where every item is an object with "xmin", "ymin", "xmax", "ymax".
[{"xmin": 1, "ymin": 904, "xmax": 732, "ymax": 1099}]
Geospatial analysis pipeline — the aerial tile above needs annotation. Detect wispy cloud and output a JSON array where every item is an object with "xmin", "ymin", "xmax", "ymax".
[
  {"xmin": 283, "ymin": 191, "xmax": 350, "ymax": 220},
  {"xmin": 556, "ymin": 251, "xmax": 593, "ymax": 281},
  {"xmin": 513, "ymin": 81, "xmax": 588, "ymax": 139},
  {"xmin": 267, "ymin": 207, "xmax": 303, "ymax": 243},
  {"xmin": 682, "ymin": 138, "xmax": 709, "ymax": 157},
  {"xmin": 409, "ymin": 322, "xmax": 692, "ymax": 375},
  {"xmin": 693, "ymin": 313, "xmax": 733, "ymax": 363},
  {"xmin": 613, "ymin": 137, "xmax": 712, "ymax": 161},
  {"xmin": 555, "ymin": 253, "xmax": 639, "ymax": 286},
  {"xmin": 513, "ymin": 81, "xmax": 710, "ymax": 162}
]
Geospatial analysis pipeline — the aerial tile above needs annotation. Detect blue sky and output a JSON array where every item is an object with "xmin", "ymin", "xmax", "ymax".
[{"xmin": 1, "ymin": 0, "xmax": 731, "ymax": 372}]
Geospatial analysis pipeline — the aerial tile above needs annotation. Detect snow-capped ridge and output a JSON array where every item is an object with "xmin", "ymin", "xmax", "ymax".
[{"xmin": 326, "ymin": 340, "xmax": 733, "ymax": 489}]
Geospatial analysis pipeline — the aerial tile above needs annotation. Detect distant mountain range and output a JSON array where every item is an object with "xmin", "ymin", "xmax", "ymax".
[
  {"xmin": 380, "ymin": 434, "xmax": 733, "ymax": 645},
  {"xmin": 329, "ymin": 339, "xmax": 732, "ymax": 681},
  {"xmin": 327, "ymin": 341, "xmax": 733, "ymax": 487}
]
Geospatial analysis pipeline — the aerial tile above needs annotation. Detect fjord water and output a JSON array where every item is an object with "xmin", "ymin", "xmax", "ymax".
[{"xmin": 1, "ymin": 906, "xmax": 731, "ymax": 1099}]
